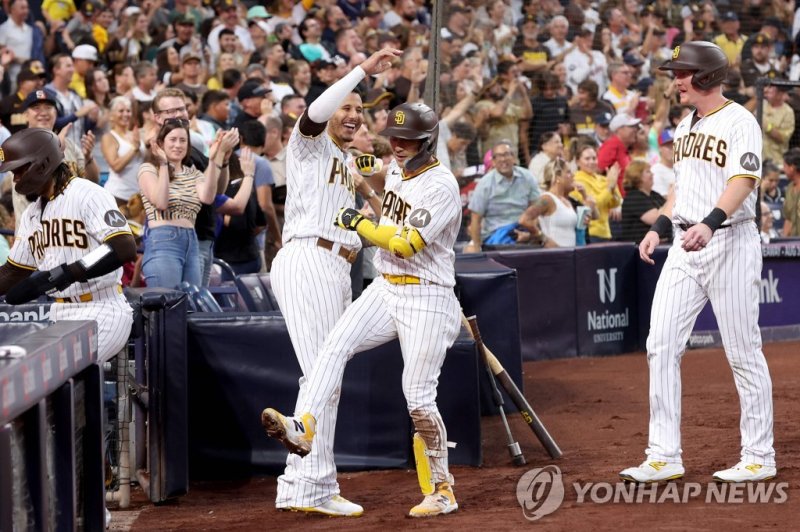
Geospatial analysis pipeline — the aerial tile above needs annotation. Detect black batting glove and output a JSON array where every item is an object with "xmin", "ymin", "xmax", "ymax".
[{"xmin": 334, "ymin": 208, "xmax": 365, "ymax": 231}]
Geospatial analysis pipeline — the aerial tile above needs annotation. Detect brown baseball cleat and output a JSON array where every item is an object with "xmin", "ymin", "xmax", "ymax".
[{"xmin": 260, "ymin": 408, "xmax": 316, "ymax": 457}]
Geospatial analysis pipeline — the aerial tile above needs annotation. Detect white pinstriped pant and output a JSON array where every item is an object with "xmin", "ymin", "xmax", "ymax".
[
  {"xmin": 300, "ymin": 276, "xmax": 462, "ymax": 485},
  {"xmin": 270, "ymin": 240, "xmax": 353, "ymax": 508},
  {"xmin": 49, "ymin": 294, "xmax": 133, "ymax": 363},
  {"xmin": 646, "ymin": 223, "xmax": 775, "ymax": 466}
]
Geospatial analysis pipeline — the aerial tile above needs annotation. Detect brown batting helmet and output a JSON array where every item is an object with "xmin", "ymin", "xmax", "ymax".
[
  {"xmin": 658, "ymin": 41, "xmax": 729, "ymax": 91},
  {"xmin": 380, "ymin": 102, "xmax": 439, "ymax": 173},
  {"xmin": 0, "ymin": 128, "xmax": 64, "ymax": 195}
]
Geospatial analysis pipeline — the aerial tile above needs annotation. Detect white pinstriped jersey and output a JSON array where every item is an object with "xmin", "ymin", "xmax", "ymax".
[
  {"xmin": 282, "ymin": 123, "xmax": 361, "ymax": 250},
  {"xmin": 672, "ymin": 100, "xmax": 761, "ymax": 225},
  {"xmin": 7, "ymin": 178, "xmax": 132, "ymax": 298},
  {"xmin": 374, "ymin": 160, "xmax": 461, "ymax": 287}
]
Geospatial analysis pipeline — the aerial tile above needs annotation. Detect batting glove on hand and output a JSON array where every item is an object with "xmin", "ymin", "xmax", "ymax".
[
  {"xmin": 5, "ymin": 269, "xmax": 65, "ymax": 305},
  {"xmin": 335, "ymin": 208, "xmax": 365, "ymax": 231},
  {"xmin": 353, "ymin": 154, "xmax": 383, "ymax": 177}
]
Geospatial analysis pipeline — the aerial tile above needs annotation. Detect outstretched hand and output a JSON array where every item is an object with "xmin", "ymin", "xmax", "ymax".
[{"xmin": 360, "ymin": 48, "xmax": 403, "ymax": 77}]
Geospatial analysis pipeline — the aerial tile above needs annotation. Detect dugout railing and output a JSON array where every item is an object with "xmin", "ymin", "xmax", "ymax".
[{"xmin": 0, "ymin": 320, "xmax": 105, "ymax": 531}]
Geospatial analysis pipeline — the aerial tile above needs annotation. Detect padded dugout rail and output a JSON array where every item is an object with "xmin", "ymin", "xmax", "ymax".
[{"xmin": 186, "ymin": 313, "xmax": 481, "ymax": 479}]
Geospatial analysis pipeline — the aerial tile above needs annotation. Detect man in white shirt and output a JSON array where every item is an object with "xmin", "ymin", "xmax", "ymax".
[
  {"xmin": 0, "ymin": 0, "xmax": 34, "ymax": 88},
  {"xmin": 207, "ymin": 0, "xmax": 255, "ymax": 56},
  {"xmin": 602, "ymin": 61, "xmax": 639, "ymax": 116},
  {"xmin": 564, "ymin": 28, "xmax": 608, "ymax": 94},
  {"xmin": 544, "ymin": 16, "xmax": 572, "ymax": 59}
]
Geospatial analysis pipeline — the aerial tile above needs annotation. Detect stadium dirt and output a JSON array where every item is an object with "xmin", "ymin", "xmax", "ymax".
[{"xmin": 123, "ymin": 341, "xmax": 799, "ymax": 531}]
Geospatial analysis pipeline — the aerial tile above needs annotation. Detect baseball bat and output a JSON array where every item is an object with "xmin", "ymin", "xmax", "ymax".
[
  {"xmin": 466, "ymin": 316, "xmax": 526, "ymax": 466},
  {"xmin": 461, "ymin": 313, "xmax": 563, "ymax": 459}
]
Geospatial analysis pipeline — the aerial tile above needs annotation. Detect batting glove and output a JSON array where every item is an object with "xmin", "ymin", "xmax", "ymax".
[
  {"xmin": 335, "ymin": 208, "xmax": 365, "ymax": 231},
  {"xmin": 353, "ymin": 154, "xmax": 383, "ymax": 177}
]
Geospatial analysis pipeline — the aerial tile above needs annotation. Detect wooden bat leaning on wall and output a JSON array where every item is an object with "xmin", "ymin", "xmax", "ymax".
[{"xmin": 461, "ymin": 313, "xmax": 563, "ymax": 459}]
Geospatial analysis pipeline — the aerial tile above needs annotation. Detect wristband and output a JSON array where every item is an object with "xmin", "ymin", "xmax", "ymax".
[
  {"xmin": 650, "ymin": 214, "xmax": 672, "ymax": 238},
  {"xmin": 701, "ymin": 207, "xmax": 727, "ymax": 232}
]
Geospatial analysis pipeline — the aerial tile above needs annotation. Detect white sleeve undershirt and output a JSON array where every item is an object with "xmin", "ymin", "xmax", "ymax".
[{"xmin": 307, "ymin": 66, "xmax": 367, "ymax": 124}]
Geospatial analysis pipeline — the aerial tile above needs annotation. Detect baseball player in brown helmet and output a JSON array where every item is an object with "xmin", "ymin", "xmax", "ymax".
[
  {"xmin": 0, "ymin": 128, "xmax": 136, "ymax": 362},
  {"xmin": 621, "ymin": 41, "xmax": 776, "ymax": 483},
  {"xmin": 263, "ymin": 100, "xmax": 464, "ymax": 517}
]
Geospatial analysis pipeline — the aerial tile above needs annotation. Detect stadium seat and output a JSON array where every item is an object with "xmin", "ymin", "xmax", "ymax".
[
  {"xmin": 212, "ymin": 258, "xmax": 237, "ymax": 284},
  {"xmin": 195, "ymin": 288, "xmax": 224, "ymax": 312},
  {"xmin": 234, "ymin": 274, "xmax": 278, "ymax": 312}
]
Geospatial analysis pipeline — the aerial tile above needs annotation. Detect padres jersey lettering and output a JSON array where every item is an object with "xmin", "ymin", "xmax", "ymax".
[
  {"xmin": 28, "ymin": 219, "xmax": 89, "ymax": 260},
  {"xmin": 381, "ymin": 190, "xmax": 412, "ymax": 226},
  {"xmin": 326, "ymin": 156, "xmax": 355, "ymax": 194},
  {"xmin": 673, "ymin": 133, "xmax": 727, "ymax": 166},
  {"xmin": 282, "ymin": 124, "xmax": 361, "ymax": 249}
]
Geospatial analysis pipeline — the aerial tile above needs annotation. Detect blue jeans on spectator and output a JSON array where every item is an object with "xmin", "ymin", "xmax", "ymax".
[
  {"xmin": 142, "ymin": 226, "xmax": 201, "ymax": 288},
  {"xmin": 198, "ymin": 239, "xmax": 214, "ymax": 287}
]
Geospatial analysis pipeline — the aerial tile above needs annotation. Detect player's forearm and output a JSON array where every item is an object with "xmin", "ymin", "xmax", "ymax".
[
  {"xmin": 716, "ymin": 177, "xmax": 757, "ymax": 217},
  {"xmin": 468, "ymin": 213, "xmax": 483, "ymax": 246},
  {"xmin": 83, "ymin": 159, "xmax": 100, "ymax": 183}
]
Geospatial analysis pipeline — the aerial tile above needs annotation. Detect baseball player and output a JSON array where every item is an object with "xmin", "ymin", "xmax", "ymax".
[
  {"xmin": 620, "ymin": 42, "xmax": 776, "ymax": 483},
  {"xmin": 0, "ymin": 128, "xmax": 136, "ymax": 363},
  {"xmin": 261, "ymin": 48, "xmax": 400, "ymax": 517},
  {"xmin": 263, "ymin": 102, "xmax": 463, "ymax": 518}
]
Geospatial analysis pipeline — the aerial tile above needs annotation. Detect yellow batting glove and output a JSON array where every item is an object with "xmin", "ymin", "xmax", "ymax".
[{"xmin": 353, "ymin": 154, "xmax": 383, "ymax": 177}]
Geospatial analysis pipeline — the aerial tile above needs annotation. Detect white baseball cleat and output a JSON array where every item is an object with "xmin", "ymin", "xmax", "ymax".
[
  {"xmin": 260, "ymin": 408, "xmax": 316, "ymax": 457},
  {"xmin": 713, "ymin": 462, "xmax": 777, "ymax": 482},
  {"xmin": 619, "ymin": 461, "xmax": 685, "ymax": 483},
  {"xmin": 287, "ymin": 495, "xmax": 364, "ymax": 517},
  {"xmin": 408, "ymin": 482, "xmax": 458, "ymax": 517}
]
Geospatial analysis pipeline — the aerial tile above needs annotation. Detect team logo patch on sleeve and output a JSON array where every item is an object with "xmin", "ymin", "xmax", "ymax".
[
  {"xmin": 740, "ymin": 152, "xmax": 760, "ymax": 172},
  {"xmin": 104, "ymin": 210, "xmax": 128, "ymax": 227},
  {"xmin": 408, "ymin": 208, "xmax": 432, "ymax": 228}
]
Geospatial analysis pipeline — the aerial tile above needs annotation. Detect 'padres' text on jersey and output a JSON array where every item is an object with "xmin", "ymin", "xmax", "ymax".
[
  {"xmin": 8, "ymin": 178, "xmax": 132, "ymax": 298},
  {"xmin": 672, "ymin": 100, "xmax": 762, "ymax": 225},
  {"xmin": 282, "ymin": 123, "xmax": 361, "ymax": 249},
  {"xmin": 374, "ymin": 161, "xmax": 461, "ymax": 287}
]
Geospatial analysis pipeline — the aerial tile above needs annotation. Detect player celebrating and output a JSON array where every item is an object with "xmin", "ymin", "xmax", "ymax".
[
  {"xmin": 0, "ymin": 128, "xmax": 136, "ymax": 362},
  {"xmin": 262, "ymin": 48, "xmax": 400, "ymax": 517},
  {"xmin": 620, "ymin": 42, "xmax": 776, "ymax": 483},
  {"xmin": 263, "ymin": 102, "xmax": 463, "ymax": 517}
]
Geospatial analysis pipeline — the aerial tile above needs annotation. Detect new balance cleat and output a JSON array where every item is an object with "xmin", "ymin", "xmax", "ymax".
[
  {"xmin": 409, "ymin": 482, "xmax": 458, "ymax": 517},
  {"xmin": 261, "ymin": 408, "xmax": 316, "ymax": 457},
  {"xmin": 713, "ymin": 462, "xmax": 777, "ymax": 482},
  {"xmin": 619, "ymin": 461, "xmax": 685, "ymax": 483},
  {"xmin": 288, "ymin": 495, "xmax": 363, "ymax": 517}
]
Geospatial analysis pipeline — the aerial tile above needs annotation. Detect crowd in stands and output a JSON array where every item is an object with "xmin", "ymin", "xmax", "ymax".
[{"xmin": 1, "ymin": 0, "xmax": 800, "ymax": 284}]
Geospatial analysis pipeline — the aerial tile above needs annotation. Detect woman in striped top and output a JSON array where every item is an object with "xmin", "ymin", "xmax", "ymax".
[{"xmin": 137, "ymin": 118, "xmax": 238, "ymax": 288}]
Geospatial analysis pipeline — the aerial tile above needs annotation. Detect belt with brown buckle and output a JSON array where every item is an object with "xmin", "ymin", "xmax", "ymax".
[{"xmin": 317, "ymin": 238, "xmax": 358, "ymax": 264}]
